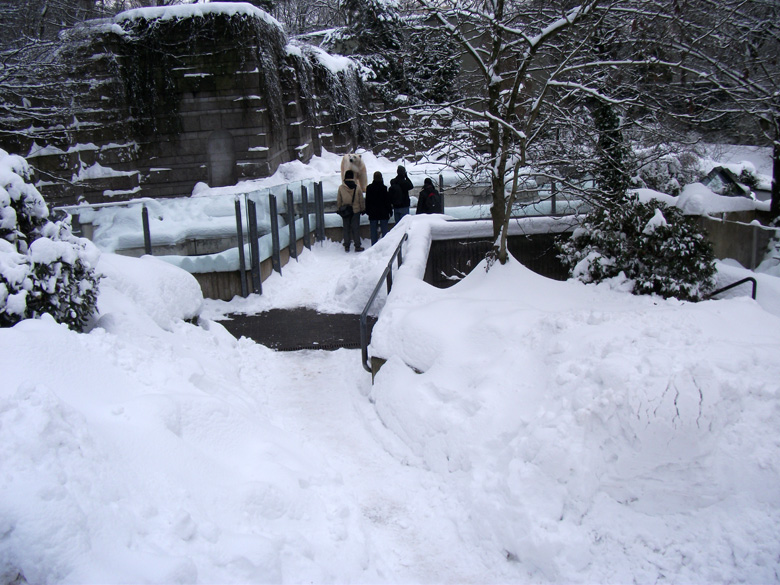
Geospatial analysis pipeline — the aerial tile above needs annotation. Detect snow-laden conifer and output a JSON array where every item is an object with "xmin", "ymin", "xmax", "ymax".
[
  {"xmin": 0, "ymin": 149, "xmax": 100, "ymax": 330},
  {"xmin": 558, "ymin": 195, "xmax": 716, "ymax": 302}
]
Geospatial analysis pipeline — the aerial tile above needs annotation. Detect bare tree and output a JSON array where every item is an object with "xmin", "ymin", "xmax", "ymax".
[
  {"xmin": 409, "ymin": 0, "xmax": 776, "ymax": 264},
  {"xmin": 271, "ymin": 0, "xmax": 352, "ymax": 34},
  {"xmin": 666, "ymin": 0, "xmax": 780, "ymax": 215}
]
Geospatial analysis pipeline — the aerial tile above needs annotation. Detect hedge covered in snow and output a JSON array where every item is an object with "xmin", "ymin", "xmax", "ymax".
[
  {"xmin": 0, "ymin": 150, "xmax": 100, "ymax": 331},
  {"xmin": 558, "ymin": 195, "xmax": 717, "ymax": 302}
]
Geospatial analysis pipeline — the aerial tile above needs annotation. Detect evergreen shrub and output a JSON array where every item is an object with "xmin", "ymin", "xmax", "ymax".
[
  {"xmin": 0, "ymin": 150, "xmax": 100, "ymax": 331},
  {"xmin": 558, "ymin": 195, "xmax": 717, "ymax": 301},
  {"xmin": 632, "ymin": 150, "xmax": 702, "ymax": 196}
]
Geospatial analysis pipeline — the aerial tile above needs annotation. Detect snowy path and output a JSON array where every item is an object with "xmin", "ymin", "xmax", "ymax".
[
  {"xmin": 201, "ymin": 239, "xmax": 525, "ymax": 581},
  {"xmin": 230, "ymin": 341, "xmax": 520, "ymax": 583}
]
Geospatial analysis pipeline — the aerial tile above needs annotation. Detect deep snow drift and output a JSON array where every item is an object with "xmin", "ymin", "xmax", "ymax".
[
  {"xmin": 1, "ymin": 211, "xmax": 779, "ymax": 583},
  {"xmin": 2, "ymin": 142, "xmax": 780, "ymax": 583}
]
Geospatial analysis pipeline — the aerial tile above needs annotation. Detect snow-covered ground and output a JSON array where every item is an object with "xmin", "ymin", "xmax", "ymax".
[
  {"xmin": 2, "ymin": 144, "xmax": 780, "ymax": 583},
  {"xmin": 2, "ymin": 208, "xmax": 780, "ymax": 583}
]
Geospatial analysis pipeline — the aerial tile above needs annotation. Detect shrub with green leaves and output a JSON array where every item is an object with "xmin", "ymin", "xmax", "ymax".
[
  {"xmin": 0, "ymin": 149, "xmax": 100, "ymax": 331},
  {"xmin": 632, "ymin": 150, "xmax": 703, "ymax": 197},
  {"xmin": 558, "ymin": 195, "xmax": 716, "ymax": 301}
]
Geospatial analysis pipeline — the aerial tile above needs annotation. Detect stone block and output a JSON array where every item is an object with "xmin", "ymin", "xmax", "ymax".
[
  {"xmin": 220, "ymin": 111, "xmax": 246, "ymax": 130},
  {"xmin": 28, "ymin": 153, "xmax": 70, "ymax": 174},
  {"xmin": 237, "ymin": 71, "xmax": 261, "ymax": 90},
  {"xmin": 215, "ymin": 74, "xmax": 240, "ymax": 92},
  {"xmin": 75, "ymin": 171, "xmax": 139, "ymax": 194},
  {"xmin": 234, "ymin": 133, "xmax": 267, "ymax": 153},
  {"xmin": 236, "ymin": 110, "xmax": 265, "ymax": 130},
  {"xmin": 199, "ymin": 115, "xmax": 222, "ymax": 132},
  {"xmin": 180, "ymin": 113, "xmax": 202, "ymax": 133},
  {"xmin": 241, "ymin": 148, "xmax": 269, "ymax": 162},
  {"xmin": 236, "ymin": 161, "xmax": 265, "ymax": 179},
  {"xmin": 176, "ymin": 136, "xmax": 207, "ymax": 157}
]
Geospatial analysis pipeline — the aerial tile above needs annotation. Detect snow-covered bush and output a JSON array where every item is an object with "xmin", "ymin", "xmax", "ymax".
[
  {"xmin": 558, "ymin": 195, "xmax": 716, "ymax": 301},
  {"xmin": 632, "ymin": 149, "xmax": 702, "ymax": 196},
  {"xmin": 0, "ymin": 149, "xmax": 100, "ymax": 331},
  {"xmin": 738, "ymin": 167, "xmax": 760, "ymax": 190}
]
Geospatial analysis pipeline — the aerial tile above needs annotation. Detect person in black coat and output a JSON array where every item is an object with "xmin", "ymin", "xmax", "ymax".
[
  {"xmin": 416, "ymin": 177, "xmax": 443, "ymax": 214},
  {"xmin": 365, "ymin": 171, "xmax": 393, "ymax": 244},
  {"xmin": 389, "ymin": 165, "xmax": 414, "ymax": 225}
]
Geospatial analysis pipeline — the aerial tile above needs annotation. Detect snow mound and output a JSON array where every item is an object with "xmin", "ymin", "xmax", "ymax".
[
  {"xmin": 96, "ymin": 253, "xmax": 203, "ymax": 331},
  {"xmin": 369, "ymin": 249, "xmax": 780, "ymax": 583},
  {"xmin": 676, "ymin": 182, "xmax": 764, "ymax": 214}
]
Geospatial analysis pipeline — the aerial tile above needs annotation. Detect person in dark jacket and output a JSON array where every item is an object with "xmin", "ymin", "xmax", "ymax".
[
  {"xmin": 365, "ymin": 171, "xmax": 393, "ymax": 245},
  {"xmin": 389, "ymin": 165, "xmax": 414, "ymax": 225},
  {"xmin": 416, "ymin": 177, "xmax": 443, "ymax": 214}
]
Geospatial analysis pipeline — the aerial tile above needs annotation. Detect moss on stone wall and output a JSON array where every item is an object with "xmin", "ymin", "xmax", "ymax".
[
  {"xmin": 0, "ymin": 8, "xmax": 373, "ymax": 204},
  {"xmin": 116, "ymin": 11, "xmax": 287, "ymax": 139}
]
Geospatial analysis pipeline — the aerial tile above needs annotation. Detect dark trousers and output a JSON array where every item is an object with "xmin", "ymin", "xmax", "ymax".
[
  {"xmin": 343, "ymin": 213, "xmax": 361, "ymax": 249},
  {"xmin": 370, "ymin": 219, "xmax": 389, "ymax": 244},
  {"xmin": 393, "ymin": 207, "xmax": 409, "ymax": 225}
]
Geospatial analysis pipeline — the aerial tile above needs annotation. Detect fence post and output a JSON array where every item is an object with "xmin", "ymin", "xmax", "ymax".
[
  {"xmin": 142, "ymin": 205, "xmax": 152, "ymax": 255},
  {"xmin": 301, "ymin": 185, "xmax": 311, "ymax": 250},
  {"xmin": 315, "ymin": 181, "xmax": 326, "ymax": 242},
  {"xmin": 235, "ymin": 198, "xmax": 248, "ymax": 297},
  {"xmin": 269, "ymin": 194, "xmax": 282, "ymax": 275},
  {"xmin": 551, "ymin": 180, "xmax": 557, "ymax": 216},
  {"xmin": 287, "ymin": 188, "xmax": 298, "ymax": 260},
  {"xmin": 246, "ymin": 199, "xmax": 262, "ymax": 295},
  {"xmin": 751, "ymin": 224, "xmax": 758, "ymax": 269}
]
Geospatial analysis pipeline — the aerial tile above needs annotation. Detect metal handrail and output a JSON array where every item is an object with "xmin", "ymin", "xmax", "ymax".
[
  {"xmin": 707, "ymin": 277, "xmax": 758, "ymax": 300},
  {"xmin": 360, "ymin": 232, "xmax": 409, "ymax": 372}
]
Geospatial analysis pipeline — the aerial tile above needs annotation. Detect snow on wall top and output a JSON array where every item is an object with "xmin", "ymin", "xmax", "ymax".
[
  {"xmin": 114, "ymin": 1, "xmax": 282, "ymax": 30},
  {"xmin": 308, "ymin": 45, "xmax": 358, "ymax": 74}
]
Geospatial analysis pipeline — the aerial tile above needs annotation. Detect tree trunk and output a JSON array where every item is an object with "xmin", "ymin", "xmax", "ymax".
[
  {"xmin": 490, "ymin": 173, "xmax": 507, "ymax": 261},
  {"xmin": 772, "ymin": 137, "xmax": 780, "ymax": 218}
]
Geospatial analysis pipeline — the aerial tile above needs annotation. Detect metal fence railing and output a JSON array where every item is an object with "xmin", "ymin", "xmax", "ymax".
[
  {"xmin": 707, "ymin": 277, "xmax": 758, "ymax": 300},
  {"xmin": 360, "ymin": 232, "xmax": 408, "ymax": 373},
  {"xmin": 56, "ymin": 179, "xmax": 327, "ymax": 298}
]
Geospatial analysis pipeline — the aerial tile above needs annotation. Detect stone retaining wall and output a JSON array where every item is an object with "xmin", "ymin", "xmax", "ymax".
[{"xmin": 2, "ymin": 7, "xmax": 370, "ymax": 207}]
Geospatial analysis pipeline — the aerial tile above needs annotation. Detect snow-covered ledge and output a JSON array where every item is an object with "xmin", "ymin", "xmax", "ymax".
[{"xmin": 368, "ymin": 214, "xmax": 579, "ymax": 368}]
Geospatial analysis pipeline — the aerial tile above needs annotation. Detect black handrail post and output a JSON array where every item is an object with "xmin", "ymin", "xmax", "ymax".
[
  {"xmin": 269, "ymin": 194, "xmax": 282, "ymax": 275},
  {"xmin": 235, "ymin": 198, "xmax": 248, "ymax": 297},
  {"xmin": 142, "ymin": 205, "xmax": 152, "ymax": 255},
  {"xmin": 707, "ymin": 277, "xmax": 757, "ymax": 300},
  {"xmin": 359, "ymin": 312, "xmax": 370, "ymax": 373},
  {"xmin": 301, "ymin": 185, "xmax": 311, "ymax": 250},
  {"xmin": 247, "ymin": 199, "xmax": 262, "ymax": 295},
  {"xmin": 315, "ymin": 181, "xmax": 326, "ymax": 242},
  {"xmin": 360, "ymin": 232, "xmax": 409, "ymax": 373},
  {"xmin": 287, "ymin": 188, "xmax": 298, "ymax": 260}
]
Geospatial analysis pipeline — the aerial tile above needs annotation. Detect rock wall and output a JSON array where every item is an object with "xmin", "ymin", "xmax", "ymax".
[{"xmin": 2, "ymin": 4, "xmax": 372, "ymax": 206}]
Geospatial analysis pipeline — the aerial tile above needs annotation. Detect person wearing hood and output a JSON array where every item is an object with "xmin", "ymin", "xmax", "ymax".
[
  {"xmin": 337, "ymin": 169, "xmax": 366, "ymax": 252},
  {"xmin": 389, "ymin": 165, "xmax": 414, "ymax": 225},
  {"xmin": 365, "ymin": 171, "xmax": 393, "ymax": 245},
  {"xmin": 416, "ymin": 177, "xmax": 443, "ymax": 214}
]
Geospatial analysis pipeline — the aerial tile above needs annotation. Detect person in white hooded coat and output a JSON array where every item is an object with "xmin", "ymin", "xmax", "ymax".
[{"xmin": 337, "ymin": 169, "xmax": 366, "ymax": 252}]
